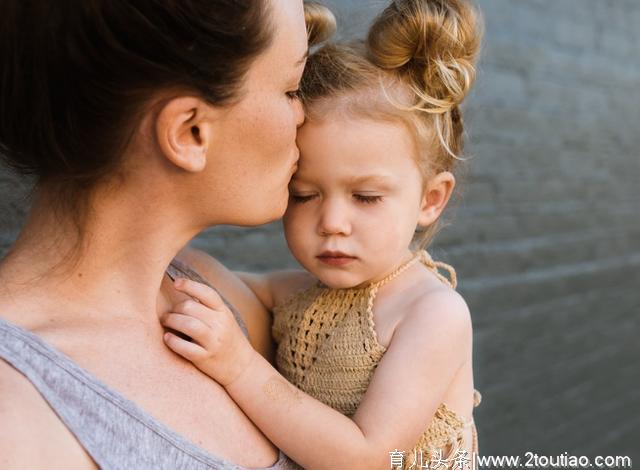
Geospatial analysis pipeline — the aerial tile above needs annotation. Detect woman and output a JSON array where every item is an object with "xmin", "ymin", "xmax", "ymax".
[{"xmin": 0, "ymin": 0, "xmax": 321, "ymax": 468}]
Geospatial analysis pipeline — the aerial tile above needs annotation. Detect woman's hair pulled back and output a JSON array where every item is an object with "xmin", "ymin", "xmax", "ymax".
[{"xmin": 0, "ymin": 0, "xmax": 274, "ymax": 223}]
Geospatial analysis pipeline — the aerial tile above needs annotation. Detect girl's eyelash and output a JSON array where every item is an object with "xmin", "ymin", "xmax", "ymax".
[
  {"xmin": 286, "ymin": 89, "xmax": 301, "ymax": 100},
  {"xmin": 353, "ymin": 194, "xmax": 383, "ymax": 204},
  {"xmin": 290, "ymin": 194, "xmax": 315, "ymax": 203},
  {"xmin": 290, "ymin": 194, "xmax": 382, "ymax": 204}
]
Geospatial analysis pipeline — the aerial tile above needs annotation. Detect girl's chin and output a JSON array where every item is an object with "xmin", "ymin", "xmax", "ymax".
[{"xmin": 315, "ymin": 274, "xmax": 366, "ymax": 290}]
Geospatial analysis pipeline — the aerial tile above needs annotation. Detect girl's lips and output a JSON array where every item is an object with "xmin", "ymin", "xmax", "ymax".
[{"xmin": 317, "ymin": 254, "xmax": 357, "ymax": 267}]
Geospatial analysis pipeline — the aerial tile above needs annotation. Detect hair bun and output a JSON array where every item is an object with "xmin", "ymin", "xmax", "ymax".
[
  {"xmin": 367, "ymin": 0, "xmax": 482, "ymax": 113},
  {"xmin": 305, "ymin": 2, "xmax": 337, "ymax": 47}
]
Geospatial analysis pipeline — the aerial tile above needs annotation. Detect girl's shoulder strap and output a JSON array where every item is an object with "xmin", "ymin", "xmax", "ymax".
[
  {"xmin": 369, "ymin": 252, "xmax": 422, "ymax": 291},
  {"xmin": 418, "ymin": 250, "xmax": 457, "ymax": 289},
  {"xmin": 369, "ymin": 250, "xmax": 457, "ymax": 292}
]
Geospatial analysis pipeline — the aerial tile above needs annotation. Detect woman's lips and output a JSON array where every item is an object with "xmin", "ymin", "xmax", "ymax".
[{"xmin": 317, "ymin": 252, "xmax": 357, "ymax": 267}]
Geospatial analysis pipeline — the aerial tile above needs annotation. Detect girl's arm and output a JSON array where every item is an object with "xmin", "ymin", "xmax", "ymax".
[
  {"xmin": 161, "ymin": 278, "xmax": 472, "ymax": 470},
  {"xmin": 235, "ymin": 270, "xmax": 316, "ymax": 312}
]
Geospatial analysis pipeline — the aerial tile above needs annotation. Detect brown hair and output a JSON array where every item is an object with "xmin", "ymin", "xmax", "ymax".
[
  {"xmin": 301, "ymin": 0, "xmax": 482, "ymax": 248},
  {"xmin": 0, "ymin": 0, "xmax": 275, "ymax": 248}
]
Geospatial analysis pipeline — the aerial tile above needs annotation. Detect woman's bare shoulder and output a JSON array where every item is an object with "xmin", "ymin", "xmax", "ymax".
[{"xmin": 0, "ymin": 360, "xmax": 97, "ymax": 468}]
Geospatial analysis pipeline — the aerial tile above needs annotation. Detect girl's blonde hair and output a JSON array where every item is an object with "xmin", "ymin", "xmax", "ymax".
[{"xmin": 302, "ymin": 0, "xmax": 482, "ymax": 248}]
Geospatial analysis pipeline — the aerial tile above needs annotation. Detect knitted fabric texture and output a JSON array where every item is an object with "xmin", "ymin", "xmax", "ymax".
[{"xmin": 272, "ymin": 251, "xmax": 482, "ymax": 467}]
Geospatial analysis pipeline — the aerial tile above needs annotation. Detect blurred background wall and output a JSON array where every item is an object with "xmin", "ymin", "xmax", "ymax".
[{"xmin": 1, "ymin": 0, "xmax": 638, "ymax": 460}]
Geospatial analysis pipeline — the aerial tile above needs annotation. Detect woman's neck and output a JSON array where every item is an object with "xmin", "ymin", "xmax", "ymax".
[{"xmin": 0, "ymin": 183, "xmax": 202, "ymax": 325}]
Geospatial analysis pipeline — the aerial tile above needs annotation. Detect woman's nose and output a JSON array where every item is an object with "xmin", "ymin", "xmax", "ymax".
[{"xmin": 317, "ymin": 199, "xmax": 351, "ymax": 236}]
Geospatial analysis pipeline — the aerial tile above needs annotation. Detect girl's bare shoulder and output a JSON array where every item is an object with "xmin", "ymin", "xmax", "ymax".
[{"xmin": 400, "ymin": 280, "xmax": 472, "ymax": 354}]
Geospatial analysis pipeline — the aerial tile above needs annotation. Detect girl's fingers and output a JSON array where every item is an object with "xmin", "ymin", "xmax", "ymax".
[
  {"xmin": 173, "ymin": 278, "xmax": 226, "ymax": 311},
  {"xmin": 161, "ymin": 312, "xmax": 212, "ymax": 348},
  {"xmin": 171, "ymin": 297, "xmax": 227, "ymax": 327},
  {"xmin": 163, "ymin": 331, "xmax": 209, "ymax": 362}
]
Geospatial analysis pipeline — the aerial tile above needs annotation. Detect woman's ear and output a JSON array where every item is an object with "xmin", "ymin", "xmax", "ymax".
[
  {"xmin": 155, "ymin": 97, "xmax": 216, "ymax": 173},
  {"xmin": 417, "ymin": 171, "xmax": 456, "ymax": 227}
]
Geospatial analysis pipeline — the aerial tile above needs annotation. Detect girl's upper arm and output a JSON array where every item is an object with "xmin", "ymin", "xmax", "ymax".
[
  {"xmin": 235, "ymin": 272, "xmax": 275, "ymax": 311},
  {"xmin": 352, "ymin": 289, "xmax": 472, "ymax": 463},
  {"xmin": 269, "ymin": 270, "xmax": 317, "ymax": 306},
  {"xmin": 236, "ymin": 269, "xmax": 317, "ymax": 311}
]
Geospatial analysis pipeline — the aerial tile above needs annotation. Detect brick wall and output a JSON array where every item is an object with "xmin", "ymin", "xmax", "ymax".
[{"xmin": 1, "ymin": 0, "xmax": 638, "ymax": 459}]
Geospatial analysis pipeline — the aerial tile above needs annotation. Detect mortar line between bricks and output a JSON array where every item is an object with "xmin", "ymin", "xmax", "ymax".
[{"xmin": 461, "ymin": 251, "xmax": 640, "ymax": 291}]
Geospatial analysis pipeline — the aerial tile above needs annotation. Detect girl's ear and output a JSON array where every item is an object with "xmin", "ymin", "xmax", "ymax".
[
  {"xmin": 155, "ymin": 97, "xmax": 219, "ymax": 173},
  {"xmin": 417, "ymin": 171, "xmax": 456, "ymax": 227}
]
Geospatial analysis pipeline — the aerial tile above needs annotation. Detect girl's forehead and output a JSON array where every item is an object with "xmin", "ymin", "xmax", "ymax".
[
  {"xmin": 297, "ymin": 117, "xmax": 416, "ymax": 167},
  {"xmin": 292, "ymin": 144, "xmax": 419, "ymax": 189},
  {"xmin": 298, "ymin": 117, "xmax": 414, "ymax": 157},
  {"xmin": 292, "ymin": 169, "xmax": 399, "ymax": 188}
]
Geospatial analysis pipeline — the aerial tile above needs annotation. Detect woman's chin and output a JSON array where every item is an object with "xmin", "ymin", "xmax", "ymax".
[{"xmin": 244, "ymin": 199, "xmax": 288, "ymax": 226}]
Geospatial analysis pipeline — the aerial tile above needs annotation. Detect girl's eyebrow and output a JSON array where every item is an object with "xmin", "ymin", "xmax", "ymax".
[
  {"xmin": 291, "ymin": 174, "xmax": 396, "ymax": 188},
  {"xmin": 346, "ymin": 174, "xmax": 396, "ymax": 186}
]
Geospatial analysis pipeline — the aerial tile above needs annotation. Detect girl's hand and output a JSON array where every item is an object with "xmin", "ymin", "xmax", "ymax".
[{"xmin": 160, "ymin": 278, "xmax": 257, "ymax": 387}]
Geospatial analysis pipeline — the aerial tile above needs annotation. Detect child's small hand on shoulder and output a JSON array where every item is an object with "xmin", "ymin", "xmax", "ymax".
[{"xmin": 159, "ymin": 278, "xmax": 257, "ymax": 387}]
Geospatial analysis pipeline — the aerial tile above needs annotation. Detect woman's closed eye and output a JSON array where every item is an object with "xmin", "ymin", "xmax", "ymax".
[{"xmin": 286, "ymin": 88, "xmax": 301, "ymax": 100}]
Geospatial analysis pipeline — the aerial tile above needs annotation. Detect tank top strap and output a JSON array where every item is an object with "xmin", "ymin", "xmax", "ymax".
[{"xmin": 0, "ymin": 315, "xmax": 297, "ymax": 469}]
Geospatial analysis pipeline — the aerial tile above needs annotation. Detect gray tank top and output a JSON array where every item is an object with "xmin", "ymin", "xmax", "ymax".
[{"xmin": 0, "ymin": 260, "xmax": 300, "ymax": 470}]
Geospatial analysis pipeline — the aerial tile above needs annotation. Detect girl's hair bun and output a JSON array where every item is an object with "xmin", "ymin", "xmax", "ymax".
[
  {"xmin": 367, "ymin": 0, "xmax": 481, "ymax": 114},
  {"xmin": 305, "ymin": 2, "xmax": 337, "ymax": 47}
]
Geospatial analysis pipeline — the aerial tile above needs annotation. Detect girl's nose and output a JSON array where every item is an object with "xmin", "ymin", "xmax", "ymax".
[{"xmin": 317, "ymin": 199, "xmax": 351, "ymax": 236}]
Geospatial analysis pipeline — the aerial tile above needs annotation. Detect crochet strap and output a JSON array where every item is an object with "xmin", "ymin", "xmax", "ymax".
[
  {"xmin": 369, "ymin": 252, "xmax": 422, "ymax": 290},
  {"xmin": 369, "ymin": 251, "xmax": 457, "ymax": 291},
  {"xmin": 418, "ymin": 251, "xmax": 457, "ymax": 289}
]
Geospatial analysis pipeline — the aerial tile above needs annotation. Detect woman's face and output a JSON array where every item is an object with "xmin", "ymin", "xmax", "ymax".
[{"xmin": 202, "ymin": 0, "xmax": 307, "ymax": 226}]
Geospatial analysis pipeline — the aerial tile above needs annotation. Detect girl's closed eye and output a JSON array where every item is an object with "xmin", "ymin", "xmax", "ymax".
[
  {"xmin": 353, "ymin": 194, "xmax": 383, "ymax": 204},
  {"xmin": 290, "ymin": 193, "xmax": 316, "ymax": 203}
]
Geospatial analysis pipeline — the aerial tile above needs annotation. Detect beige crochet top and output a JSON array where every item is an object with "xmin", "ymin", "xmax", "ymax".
[{"xmin": 272, "ymin": 250, "xmax": 482, "ymax": 467}]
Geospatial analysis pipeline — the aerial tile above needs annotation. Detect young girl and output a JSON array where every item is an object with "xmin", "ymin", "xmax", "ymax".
[{"xmin": 161, "ymin": 1, "xmax": 482, "ymax": 468}]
